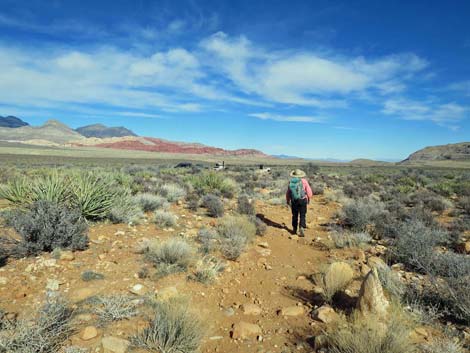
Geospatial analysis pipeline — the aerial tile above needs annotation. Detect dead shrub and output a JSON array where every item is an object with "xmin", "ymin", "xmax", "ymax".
[{"xmin": 314, "ymin": 262, "xmax": 354, "ymax": 303}]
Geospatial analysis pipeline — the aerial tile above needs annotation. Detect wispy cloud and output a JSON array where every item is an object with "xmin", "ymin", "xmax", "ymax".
[
  {"xmin": 249, "ymin": 112, "xmax": 324, "ymax": 123},
  {"xmin": 447, "ymin": 80, "xmax": 470, "ymax": 96}
]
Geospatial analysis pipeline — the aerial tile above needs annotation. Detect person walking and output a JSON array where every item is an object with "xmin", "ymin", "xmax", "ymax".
[{"xmin": 286, "ymin": 169, "xmax": 313, "ymax": 237}]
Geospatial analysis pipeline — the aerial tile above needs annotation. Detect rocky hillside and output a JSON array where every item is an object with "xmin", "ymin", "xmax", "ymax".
[
  {"xmin": 72, "ymin": 136, "xmax": 269, "ymax": 157},
  {"xmin": 0, "ymin": 116, "xmax": 29, "ymax": 128},
  {"xmin": 402, "ymin": 142, "xmax": 470, "ymax": 163},
  {"xmin": 76, "ymin": 124, "xmax": 137, "ymax": 138},
  {"xmin": 0, "ymin": 119, "xmax": 84, "ymax": 144}
]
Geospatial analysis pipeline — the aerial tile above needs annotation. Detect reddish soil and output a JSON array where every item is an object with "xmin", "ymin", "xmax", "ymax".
[{"xmin": 0, "ymin": 195, "xmax": 368, "ymax": 352}]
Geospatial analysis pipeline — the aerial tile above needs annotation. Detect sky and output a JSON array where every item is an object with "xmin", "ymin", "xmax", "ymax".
[{"xmin": 0, "ymin": 0, "xmax": 469, "ymax": 160}]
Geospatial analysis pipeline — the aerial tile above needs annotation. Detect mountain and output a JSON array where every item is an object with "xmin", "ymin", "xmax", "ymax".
[
  {"xmin": 76, "ymin": 123, "xmax": 137, "ymax": 138},
  {"xmin": 71, "ymin": 136, "xmax": 269, "ymax": 157},
  {"xmin": 401, "ymin": 142, "xmax": 470, "ymax": 163},
  {"xmin": 0, "ymin": 116, "xmax": 29, "ymax": 128},
  {"xmin": 0, "ymin": 119, "xmax": 84, "ymax": 144}
]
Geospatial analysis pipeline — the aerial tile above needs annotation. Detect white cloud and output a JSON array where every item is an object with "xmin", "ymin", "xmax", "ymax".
[
  {"xmin": 250, "ymin": 112, "xmax": 324, "ymax": 123},
  {"xmin": 448, "ymin": 80, "xmax": 470, "ymax": 96},
  {"xmin": 383, "ymin": 98, "xmax": 467, "ymax": 126}
]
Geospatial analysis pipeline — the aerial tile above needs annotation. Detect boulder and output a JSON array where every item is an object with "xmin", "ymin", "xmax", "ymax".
[
  {"xmin": 81, "ymin": 326, "xmax": 99, "ymax": 340},
  {"xmin": 357, "ymin": 268, "xmax": 389, "ymax": 318},
  {"xmin": 278, "ymin": 306, "xmax": 305, "ymax": 317},
  {"xmin": 101, "ymin": 336, "xmax": 130, "ymax": 353},
  {"xmin": 311, "ymin": 305, "xmax": 338, "ymax": 323},
  {"xmin": 231, "ymin": 321, "xmax": 262, "ymax": 340},
  {"xmin": 59, "ymin": 251, "xmax": 75, "ymax": 261}
]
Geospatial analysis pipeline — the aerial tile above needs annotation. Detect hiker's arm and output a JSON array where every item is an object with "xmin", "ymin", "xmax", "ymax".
[
  {"xmin": 303, "ymin": 179, "xmax": 313, "ymax": 200},
  {"xmin": 286, "ymin": 187, "xmax": 291, "ymax": 204}
]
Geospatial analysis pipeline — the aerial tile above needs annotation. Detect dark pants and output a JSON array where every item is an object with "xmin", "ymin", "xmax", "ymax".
[{"xmin": 291, "ymin": 198, "xmax": 307, "ymax": 232}]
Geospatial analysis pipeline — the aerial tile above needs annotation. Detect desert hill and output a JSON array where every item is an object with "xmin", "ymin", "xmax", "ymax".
[
  {"xmin": 401, "ymin": 142, "xmax": 470, "ymax": 163},
  {"xmin": 0, "ymin": 116, "xmax": 29, "ymax": 128},
  {"xmin": 76, "ymin": 123, "xmax": 137, "ymax": 138},
  {"xmin": 0, "ymin": 119, "xmax": 84, "ymax": 144}
]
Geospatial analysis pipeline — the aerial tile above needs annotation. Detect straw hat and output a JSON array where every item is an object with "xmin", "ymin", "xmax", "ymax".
[{"xmin": 290, "ymin": 169, "xmax": 306, "ymax": 178}]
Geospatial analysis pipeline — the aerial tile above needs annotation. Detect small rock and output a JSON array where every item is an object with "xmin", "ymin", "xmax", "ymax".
[
  {"xmin": 231, "ymin": 322, "xmax": 262, "ymax": 340},
  {"xmin": 60, "ymin": 251, "xmax": 75, "ymax": 261},
  {"xmin": 46, "ymin": 278, "xmax": 60, "ymax": 291},
  {"xmin": 357, "ymin": 268, "xmax": 389, "ymax": 318},
  {"xmin": 256, "ymin": 248, "xmax": 271, "ymax": 257},
  {"xmin": 257, "ymin": 241, "xmax": 269, "ymax": 249},
  {"xmin": 279, "ymin": 306, "xmax": 305, "ymax": 317},
  {"xmin": 223, "ymin": 307, "xmax": 235, "ymax": 317},
  {"xmin": 101, "ymin": 336, "xmax": 130, "ymax": 353},
  {"xmin": 114, "ymin": 230, "xmax": 125, "ymax": 236},
  {"xmin": 312, "ymin": 305, "xmax": 338, "ymax": 324},
  {"xmin": 242, "ymin": 303, "xmax": 262, "ymax": 315},
  {"xmin": 209, "ymin": 336, "xmax": 224, "ymax": 340},
  {"xmin": 70, "ymin": 287, "xmax": 98, "ymax": 303},
  {"xmin": 81, "ymin": 326, "xmax": 99, "ymax": 340},
  {"xmin": 129, "ymin": 284, "xmax": 146, "ymax": 295},
  {"xmin": 0, "ymin": 277, "xmax": 7, "ymax": 285},
  {"xmin": 156, "ymin": 286, "xmax": 178, "ymax": 301}
]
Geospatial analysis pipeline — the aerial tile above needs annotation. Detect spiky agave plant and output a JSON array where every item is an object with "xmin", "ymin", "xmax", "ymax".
[
  {"xmin": 32, "ymin": 172, "xmax": 71, "ymax": 205},
  {"xmin": 0, "ymin": 177, "xmax": 34, "ymax": 205}
]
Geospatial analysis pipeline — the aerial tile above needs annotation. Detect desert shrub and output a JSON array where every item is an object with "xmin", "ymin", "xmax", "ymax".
[
  {"xmin": 252, "ymin": 216, "xmax": 267, "ymax": 236},
  {"xmin": 373, "ymin": 212, "xmax": 400, "ymax": 239},
  {"xmin": 343, "ymin": 183, "xmax": 373, "ymax": 198},
  {"xmin": 185, "ymin": 193, "xmax": 200, "ymax": 211},
  {"xmin": 314, "ymin": 262, "xmax": 354, "ymax": 303},
  {"xmin": 324, "ymin": 189, "xmax": 349, "ymax": 204},
  {"xmin": 190, "ymin": 256, "xmax": 225, "ymax": 284},
  {"xmin": 419, "ymin": 338, "xmax": 463, "ymax": 353},
  {"xmin": 331, "ymin": 231, "xmax": 372, "ymax": 248},
  {"xmin": 375, "ymin": 263, "xmax": 405, "ymax": 299},
  {"xmin": 134, "ymin": 193, "xmax": 169, "ymax": 212},
  {"xmin": 458, "ymin": 196, "xmax": 470, "ymax": 215},
  {"xmin": 325, "ymin": 305, "xmax": 416, "ymax": 353},
  {"xmin": 81, "ymin": 271, "xmax": 104, "ymax": 282},
  {"xmin": 145, "ymin": 239, "xmax": 194, "ymax": 278},
  {"xmin": 64, "ymin": 347, "xmax": 89, "ymax": 353},
  {"xmin": 154, "ymin": 210, "xmax": 177, "ymax": 228},
  {"xmin": 70, "ymin": 172, "xmax": 121, "ymax": 220},
  {"xmin": 339, "ymin": 198, "xmax": 386, "ymax": 232},
  {"xmin": 390, "ymin": 220, "xmax": 447, "ymax": 273},
  {"xmin": 237, "ymin": 195, "xmax": 255, "ymax": 215},
  {"xmin": 108, "ymin": 196, "xmax": 143, "ymax": 224},
  {"xmin": 0, "ymin": 295, "xmax": 74, "ymax": 353},
  {"xmin": 187, "ymin": 172, "xmax": 236, "ymax": 198},
  {"xmin": 217, "ymin": 215, "xmax": 256, "ymax": 260},
  {"xmin": 201, "ymin": 194, "xmax": 224, "ymax": 218},
  {"xmin": 310, "ymin": 182, "xmax": 324, "ymax": 195},
  {"xmin": 197, "ymin": 228, "xmax": 218, "ymax": 254},
  {"xmin": 159, "ymin": 183, "xmax": 185, "ymax": 202},
  {"xmin": 89, "ymin": 295, "xmax": 138, "ymax": 325},
  {"xmin": 131, "ymin": 300, "xmax": 203, "ymax": 353},
  {"xmin": 267, "ymin": 196, "xmax": 285, "ymax": 205},
  {"xmin": 304, "ymin": 163, "xmax": 320, "ymax": 176},
  {"xmin": 8, "ymin": 201, "xmax": 88, "ymax": 257}
]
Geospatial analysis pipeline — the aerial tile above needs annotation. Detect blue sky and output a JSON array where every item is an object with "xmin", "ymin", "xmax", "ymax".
[{"xmin": 0, "ymin": 0, "xmax": 469, "ymax": 160}]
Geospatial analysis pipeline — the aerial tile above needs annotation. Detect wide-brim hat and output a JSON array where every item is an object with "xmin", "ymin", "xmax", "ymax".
[{"xmin": 290, "ymin": 169, "xmax": 306, "ymax": 178}]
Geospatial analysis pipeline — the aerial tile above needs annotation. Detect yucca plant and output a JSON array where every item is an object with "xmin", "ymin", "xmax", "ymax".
[
  {"xmin": 0, "ymin": 178, "xmax": 34, "ymax": 205},
  {"xmin": 32, "ymin": 172, "xmax": 71, "ymax": 204},
  {"xmin": 70, "ymin": 172, "xmax": 121, "ymax": 220}
]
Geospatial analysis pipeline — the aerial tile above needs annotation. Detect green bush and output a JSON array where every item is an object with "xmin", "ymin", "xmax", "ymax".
[
  {"xmin": 8, "ymin": 201, "xmax": 88, "ymax": 257},
  {"xmin": 187, "ymin": 172, "xmax": 236, "ymax": 198}
]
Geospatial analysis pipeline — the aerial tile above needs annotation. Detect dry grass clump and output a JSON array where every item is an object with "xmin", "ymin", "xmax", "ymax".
[
  {"xmin": 419, "ymin": 338, "xmax": 464, "ymax": 353},
  {"xmin": 326, "ymin": 305, "xmax": 417, "ymax": 353},
  {"xmin": 145, "ymin": 239, "xmax": 194, "ymax": 278},
  {"xmin": 159, "ymin": 183, "xmax": 186, "ymax": 202},
  {"xmin": 154, "ymin": 210, "xmax": 177, "ymax": 228},
  {"xmin": 0, "ymin": 294, "xmax": 74, "ymax": 353},
  {"xmin": 331, "ymin": 230, "xmax": 372, "ymax": 248},
  {"xmin": 88, "ymin": 295, "xmax": 139, "ymax": 325},
  {"xmin": 190, "ymin": 256, "xmax": 225, "ymax": 284},
  {"xmin": 314, "ymin": 262, "xmax": 354, "ymax": 303},
  {"xmin": 131, "ymin": 299, "xmax": 203, "ymax": 353},
  {"xmin": 217, "ymin": 215, "xmax": 256, "ymax": 260},
  {"xmin": 134, "ymin": 193, "xmax": 169, "ymax": 212},
  {"xmin": 201, "ymin": 194, "xmax": 224, "ymax": 218}
]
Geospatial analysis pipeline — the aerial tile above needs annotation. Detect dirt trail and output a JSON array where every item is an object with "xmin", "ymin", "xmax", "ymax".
[{"xmin": 0, "ymin": 194, "xmax": 340, "ymax": 352}]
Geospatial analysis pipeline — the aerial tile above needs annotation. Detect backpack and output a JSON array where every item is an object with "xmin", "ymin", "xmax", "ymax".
[{"xmin": 289, "ymin": 177, "xmax": 306, "ymax": 201}]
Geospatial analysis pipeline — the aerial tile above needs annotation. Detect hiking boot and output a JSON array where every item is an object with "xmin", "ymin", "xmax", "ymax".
[
  {"xmin": 292, "ymin": 228, "xmax": 297, "ymax": 235},
  {"xmin": 299, "ymin": 227, "xmax": 305, "ymax": 237}
]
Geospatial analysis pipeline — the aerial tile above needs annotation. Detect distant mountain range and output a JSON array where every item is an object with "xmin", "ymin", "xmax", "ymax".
[
  {"xmin": 0, "ymin": 116, "xmax": 30, "ymax": 128},
  {"xmin": 76, "ymin": 123, "xmax": 137, "ymax": 138},
  {"xmin": 0, "ymin": 116, "xmax": 268, "ymax": 157}
]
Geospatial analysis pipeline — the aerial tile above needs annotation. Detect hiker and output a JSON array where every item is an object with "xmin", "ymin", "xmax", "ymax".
[{"xmin": 286, "ymin": 169, "xmax": 313, "ymax": 237}]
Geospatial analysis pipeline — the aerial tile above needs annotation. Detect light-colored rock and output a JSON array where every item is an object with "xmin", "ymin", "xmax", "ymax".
[
  {"xmin": 279, "ymin": 306, "xmax": 305, "ymax": 317},
  {"xmin": 241, "ymin": 303, "xmax": 262, "ymax": 315},
  {"xmin": 231, "ymin": 321, "xmax": 262, "ymax": 340},
  {"xmin": 360, "ymin": 264, "xmax": 372, "ymax": 276},
  {"xmin": 101, "ymin": 336, "xmax": 130, "ymax": 353},
  {"xmin": 69, "ymin": 287, "xmax": 98, "ymax": 302},
  {"xmin": 0, "ymin": 277, "xmax": 7, "ymax": 285},
  {"xmin": 367, "ymin": 256, "xmax": 386, "ymax": 269},
  {"xmin": 129, "ymin": 284, "xmax": 146, "ymax": 295},
  {"xmin": 357, "ymin": 268, "xmax": 390, "ymax": 318},
  {"xmin": 257, "ymin": 241, "xmax": 269, "ymax": 249},
  {"xmin": 60, "ymin": 251, "xmax": 75, "ymax": 261},
  {"xmin": 311, "ymin": 305, "xmax": 338, "ymax": 323},
  {"xmin": 256, "ymin": 248, "xmax": 271, "ymax": 257},
  {"xmin": 155, "ymin": 286, "xmax": 178, "ymax": 301},
  {"xmin": 46, "ymin": 278, "xmax": 60, "ymax": 291},
  {"xmin": 81, "ymin": 326, "xmax": 99, "ymax": 340}
]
